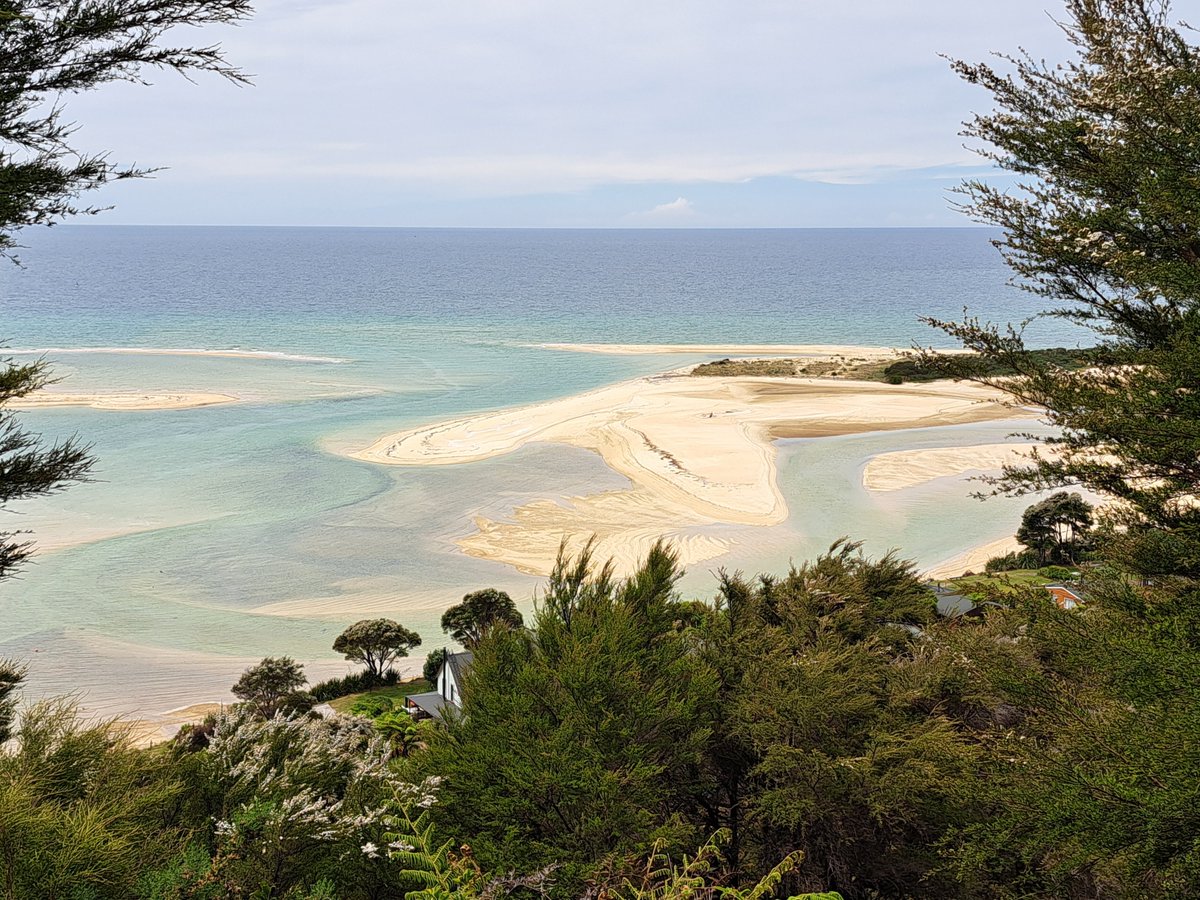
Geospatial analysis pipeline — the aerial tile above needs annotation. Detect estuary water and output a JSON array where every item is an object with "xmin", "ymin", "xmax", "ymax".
[{"xmin": 0, "ymin": 226, "xmax": 1075, "ymax": 715}]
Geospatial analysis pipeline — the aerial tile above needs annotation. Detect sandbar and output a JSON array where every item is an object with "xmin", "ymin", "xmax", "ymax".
[
  {"xmin": 863, "ymin": 443, "xmax": 1037, "ymax": 493},
  {"xmin": 532, "ymin": 342, "xmax": 902, "ymax": 357},
  {"xmin": 349, "ymin": 370, "xmax": 1032, "ymax": 576},
  {"xmin": 11, "ymin": 391, "xmax": 239, "ymax": 410},
  {"xmin": 7, "ymin": 346, "xmax": 346, "ymax": 363}
]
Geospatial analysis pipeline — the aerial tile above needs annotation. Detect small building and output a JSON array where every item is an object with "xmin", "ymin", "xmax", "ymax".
[
  {"xmin": 925, "ymin": 582, "xmax": 975, "ymax": 618},
  {"xmin": 404, "ymin": 650, "xmax": 473, "ymax": 721},
  {"xmin": 1046, "ymin": 584, "xmax": 1083, "ymax": 610}
]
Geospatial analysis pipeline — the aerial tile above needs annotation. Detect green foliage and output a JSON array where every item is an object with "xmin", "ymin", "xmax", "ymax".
[
  {"xmin": 135, "ymin": 844, "xmax": 230, "ymax": 900},
  {"xmin": 921, "ymin": 3, "xmax": 1200, "ymax": 892},
  {"xmin": 606, "ymin": 830, "xmax": 807, "ymax": 900},
  {"xmin": 0, "ymin": 699, "xmax": 188, "ymax": 899},
  {"xmin": 883, "ymin": 348, "xmax": 1091, "ymax": 384},
  {"xmin": 0, "ymin": 0, "xmax": 251, "ymax": 260},
  {"xmin": 1016, "ymin": 492, "xmax": 1094, "ymax": 565},
  {"xmin": 0, "ymin": 355, "xmax": 93, "ymax": 582},
  {"xmin": 0, "ymin": 657, "xmax": 25, "ymax": 744},
  {"xmin": 231, "ymin": 656, "xmax": 307, "ymax": 717},
  {"xmin": 422, "ymin": 540, "xmax": 718, "ymax": 882},
  {"xmin": 440, "ymin": 588, "xmax": 523, "ymax": 647},
  {"xmin": 383, "ymin": 777, "xmax": 557, "ymax": 900},
  {"xmin": 349, "ymin": 694, "xmax": 395, "ymax": 718},
  {"xmin": 701, "ymin": 541, "xmax": 978, "ymax": 897},
  {"xmin": 333, "ymin": 618, "xmax": 422, "ymax": 677},
  {"xmin": 194, "ymin": 707, "xmax": 410, "ymax": 897},
  {"xmin": 984, "ymin": 549, "xmax": 1039, "ymax": 573},
  {"xmin": 923, "ymin": 0, "xmax": 1200, "ymax": 568},
  {"xmin": 309, "ymin": 667, "xmax": 400, "ymax": 703}
]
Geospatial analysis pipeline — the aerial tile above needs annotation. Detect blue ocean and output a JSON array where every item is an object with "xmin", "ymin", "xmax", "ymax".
[{"xmin": 0, "ymin": 226, "xmax": 1075, "ymax": 716}]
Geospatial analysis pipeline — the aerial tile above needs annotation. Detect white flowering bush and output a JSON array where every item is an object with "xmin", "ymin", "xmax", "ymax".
[{"xmin": 196, "ymin": 706, "xmax": 413, "ymax": 895}]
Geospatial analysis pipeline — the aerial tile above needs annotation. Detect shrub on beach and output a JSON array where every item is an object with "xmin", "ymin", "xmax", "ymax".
[{"xmin": 984, "ymin": 550, "xmax": 1040, "ymax": 573}]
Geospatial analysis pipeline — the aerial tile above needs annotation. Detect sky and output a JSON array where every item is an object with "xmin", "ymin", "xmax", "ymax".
[{"xmin": 58, "ymin": 0, "xmax": 1116, "ymax": 228}]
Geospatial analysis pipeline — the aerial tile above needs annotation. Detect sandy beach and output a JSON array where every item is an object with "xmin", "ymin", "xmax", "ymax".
[
  {"xmin": 349, "ymin": 367, "xmax": 1032, "ymax": 575},
  {"xmin": 11, "ymin": 390, "xmax": 239, "ymax": 410},
  {"xmin": 924, "ymin": 535, "xmax": 1024, "ymax": 580}
]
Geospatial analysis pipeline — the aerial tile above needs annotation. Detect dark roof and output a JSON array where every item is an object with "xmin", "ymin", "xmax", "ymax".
[
  {"xmin": 405, "ymin": 691, "xmax": 449, "ymax": 719},
  {"xmin": 445, "ymin": 650, "xmax": 473, "ymax": 687},
  {"xmin": 935, "ymin": 593, "xmax": 974, "ymax": 617}
]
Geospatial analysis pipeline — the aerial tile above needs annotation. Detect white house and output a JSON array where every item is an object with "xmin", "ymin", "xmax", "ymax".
[{"xmin": 404, "ymin": 650, "xmax": 472, "ymax": 720}]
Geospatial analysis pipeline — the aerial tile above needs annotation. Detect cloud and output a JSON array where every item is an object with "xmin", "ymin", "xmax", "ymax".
[
  {"xmin": 61, "ymin": 0, "xmax": 1074, "ymax": 225},
  {"xmin": 635, "ymin": 197, "xmax": 696, "ymax": 219}
]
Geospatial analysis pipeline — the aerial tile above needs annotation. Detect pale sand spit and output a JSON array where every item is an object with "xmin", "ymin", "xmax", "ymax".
[
  {"xmin": 532, "ymin": 342, "xmax": 901, "ymax": 357},
  {"xmin": 924, "ymin": 535, "xmax": 1024, "ymax": 581},
  {"xmin": 349, "ymin": 371, "xmax": 1032, "ymax": 576},
  {"xmin": 863, "ymin": 443, "xmax": 1038, "ymax": 493},
  {"xmin": 10, "ymin": 391, "xmax": 239, "ymax": 410},
  {"xmin": 7, "ymin": 346, "xmax": 347, "ymax": 363}
]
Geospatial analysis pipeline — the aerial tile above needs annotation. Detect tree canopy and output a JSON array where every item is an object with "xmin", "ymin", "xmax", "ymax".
[
  {"xmin": 1016, "ymin": 491, "xmax": 1094, "ymax": 564},
  {"xmin": 918, "ymin": 1, "xmax": 1200, "ymax": 891},
  {"xmin": 439, "ymin": 588, "xmax": 523, "ymax": 647},
  {"xmin": 1, "ymin": 0, "xmax": 251, "ymax": 260},
  {"xmin": 231, "ymin": 656, "xmax": 306, "ymax": 718},
  {"xmin": 333, "ymin": 618, "xmax": 422, "ymax": 678},
  {"xmin": 923, "ymin": 0, "xmax": 1200, "ymax": 574}
]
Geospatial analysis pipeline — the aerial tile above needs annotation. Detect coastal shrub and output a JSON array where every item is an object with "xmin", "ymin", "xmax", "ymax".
[
  {"xmin": 197, "ymin": 707, "xmax": 410, "ymax": 896},
  {"xmin": 984, "ymin": 550, "xmax": 1039, "ymax": 573},
  {"xmin": 0, "ymin": 699, "xmax": 191, "ymax": 899},
  {"xmin": 173, "ymin": 714, "xmax": 220, "ymax": 753},
  {"xmin": 309, "ymin": 667, "xmax": 399, "ymax": 702},
  {"xmin": 349, "ymin": 694, "xmax": 395, "ymax": 718},
  {"xmin": 422, "ymin": 540, "xmax": 718, "ymax": 883}
]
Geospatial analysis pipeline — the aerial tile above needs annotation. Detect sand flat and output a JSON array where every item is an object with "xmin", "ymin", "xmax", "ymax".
[
  {"xmin": 863, "ymin": 443, "xmax": 1037, "ymax": 493},
  {"xmin": 350, "ymin": 371, "xmax": 1032, "ymax": 575},
  {"xmin": 11, "ymin": 391, "xmax": 239, "ymax": 410}
]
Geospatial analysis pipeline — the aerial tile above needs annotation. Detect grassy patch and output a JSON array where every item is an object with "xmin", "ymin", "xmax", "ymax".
[{"xmin": 326, "ymin": 679, "xmax": 433, "ymax": 714}]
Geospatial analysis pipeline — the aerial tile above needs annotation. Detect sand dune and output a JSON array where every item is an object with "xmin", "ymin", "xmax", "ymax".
[
  {"xmin": 11, "ymin": 391, "xmax": 239, "ymax": 410},
  {"xmin": 863, "ymin": 443, "xmax": 1037, "ymax": 493},
  {"xmin": 350, "ymin": 371, "xmax": 1030, "ymax": 576}
]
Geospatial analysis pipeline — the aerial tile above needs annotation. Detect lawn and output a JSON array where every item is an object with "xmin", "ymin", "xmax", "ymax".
[
  {"xmin": 944, "ymin": 566, "xmax": 1082, "ymax": 598},
  {"xmin": 326, "ymin": 678, "xmax": 433, "ymax": 714}
]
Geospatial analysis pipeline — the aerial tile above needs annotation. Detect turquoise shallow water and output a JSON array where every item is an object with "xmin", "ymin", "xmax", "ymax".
[{"xmin": 0, "ymin": 227, "xmax": 1076, "ymax": 715}]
